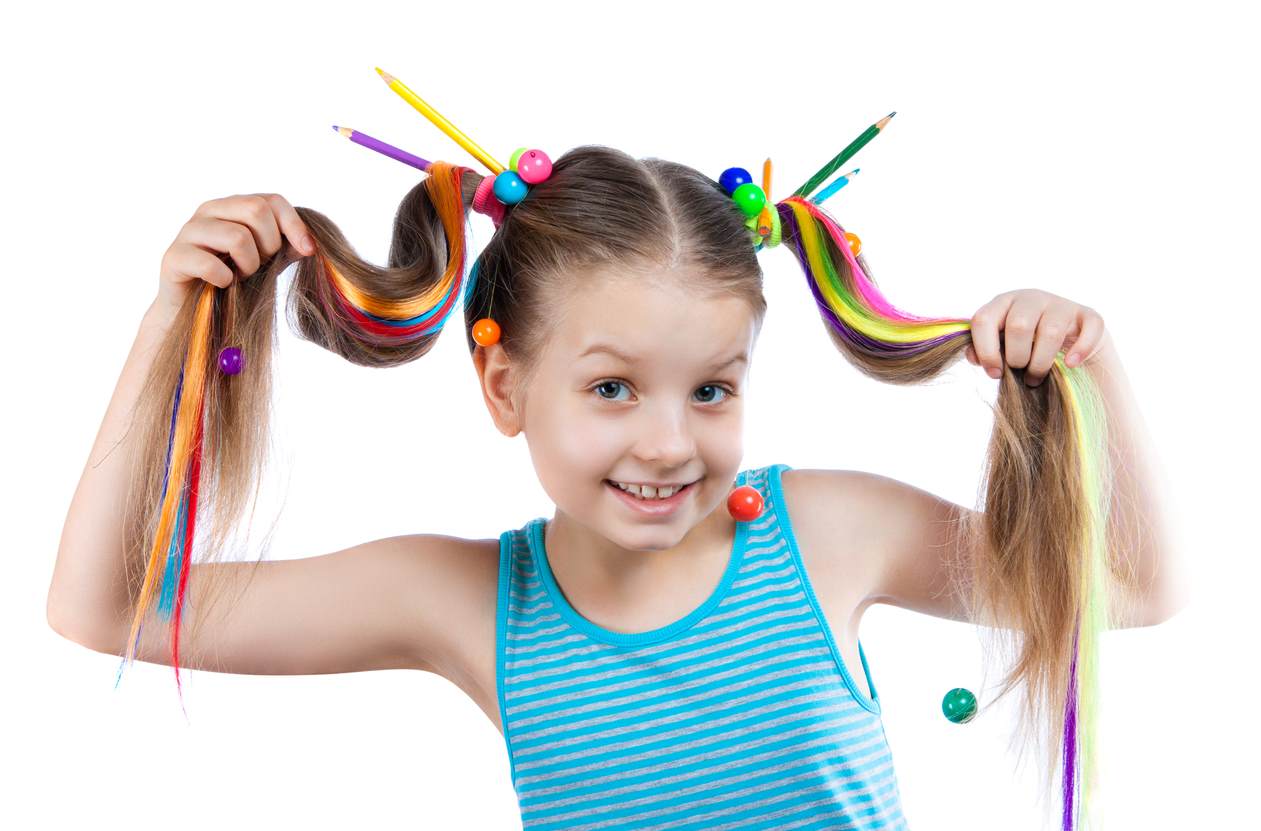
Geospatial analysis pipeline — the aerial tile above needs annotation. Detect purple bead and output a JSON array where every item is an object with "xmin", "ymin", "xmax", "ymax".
[{"xmin": 218, "ymin": 346, "xmax": 244, "ymax": 375}]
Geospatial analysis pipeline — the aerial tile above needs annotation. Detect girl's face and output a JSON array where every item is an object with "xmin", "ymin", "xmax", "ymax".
[{"xmin": 482, "ymin": 267, "xmax": 759, "ymax": 554}]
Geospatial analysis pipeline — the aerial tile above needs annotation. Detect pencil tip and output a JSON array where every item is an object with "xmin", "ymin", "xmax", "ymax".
[{"xmin": 888, "ymin": 111, "xmax": 896, "ymax": 118}]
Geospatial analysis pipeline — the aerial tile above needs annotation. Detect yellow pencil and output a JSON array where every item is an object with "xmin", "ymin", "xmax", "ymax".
[{"xmin": 375, "ymin": 67, "xmax": 505, "ymax": 175}]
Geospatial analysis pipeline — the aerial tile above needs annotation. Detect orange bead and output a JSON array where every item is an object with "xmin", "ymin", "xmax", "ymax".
[
  {"xmin": 844, "ymin": 231, "xmax": 862, "ymax": 256},
  {"xmin": 472, "ymin": 318, "xmax": 501, "ymax": 346},
  {"xmin": 727, "ymin": 484, "xmax": 765, "ymax": 522}
]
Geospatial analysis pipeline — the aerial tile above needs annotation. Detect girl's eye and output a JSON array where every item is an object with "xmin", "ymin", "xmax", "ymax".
[
  {"xmin": 592, "ymin": 380, "xmax": 631, "ymax": 402},
  {"xmin": 590, "ymin": 380, "xmax": 735, "ymax": 405}
]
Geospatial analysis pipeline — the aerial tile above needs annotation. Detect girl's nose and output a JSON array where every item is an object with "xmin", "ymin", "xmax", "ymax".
[{"xmin": 634, "ymin": 409, "xmax": 696, "ymax": 464}]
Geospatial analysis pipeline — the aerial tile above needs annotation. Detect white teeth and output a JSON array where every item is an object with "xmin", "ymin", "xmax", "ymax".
[{"xmin": 612, "ymin": 481, "xmax": 681, "ymax": 500}]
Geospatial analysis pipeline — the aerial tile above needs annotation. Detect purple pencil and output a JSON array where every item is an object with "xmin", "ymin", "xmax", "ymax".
[{"xmin": 332, "ymin": 125, "xmax": 432, "ymax": 172}]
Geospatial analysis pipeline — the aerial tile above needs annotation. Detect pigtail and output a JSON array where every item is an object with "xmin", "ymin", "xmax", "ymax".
[
  {"xmin": 117, "ymin": 162, "xmax": 483, "ymax": 716},
  {"xmin": 771, "ymin": 193, "xmax": 1127, "ymax": 830}
]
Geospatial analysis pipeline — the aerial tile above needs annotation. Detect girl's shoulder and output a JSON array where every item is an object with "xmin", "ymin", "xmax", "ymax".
[
  {"xmin": 775, "ymin": 466, "xmax": 889, "ymax": 609},
  {"xmin": 400, "ymin": 533, "xmax": 505, "ymax": 727}
]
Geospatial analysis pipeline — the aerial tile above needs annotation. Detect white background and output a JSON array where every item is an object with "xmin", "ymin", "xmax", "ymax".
[{"xmin": 6, "ymin": 1, "xmax": 1256, "ymax": 828}]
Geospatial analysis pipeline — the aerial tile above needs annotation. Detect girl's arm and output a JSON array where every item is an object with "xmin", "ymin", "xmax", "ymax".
[
  {"xmin": 47, "ymin": 195, "xmax": 474, "ymax": 678},
  {"xmin": 47, "ymin": 300, "xmax": 183, "ymax": 637},
  {"xmin": 47, "ymin": 299, "xmax": 475, "ymax": 677},
  {"xmin": 1076, "ymin": 335, "xmax": 1191, "ymax": 621}
]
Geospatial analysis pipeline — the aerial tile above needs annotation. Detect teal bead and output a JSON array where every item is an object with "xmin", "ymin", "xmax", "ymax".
[
  {"xmin": 731, "ymin": 183, "xmax": 766, "ymax": 218},
  {"xmin": 941, "ymin": 687, "xmax": 977, "ymax": 724},
  {"xmin": 493, "ymin": 171, "xmax": 529, "ymax": 205},
  {"xmin": 509, "ymin": 147, "xmax": 528, "ymax": 171}
]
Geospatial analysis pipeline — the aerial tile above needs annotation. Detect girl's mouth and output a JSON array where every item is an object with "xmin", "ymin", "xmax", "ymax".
[{"xmin": 605, "ymin": 479, "xmax": 697, "ymax": 516}]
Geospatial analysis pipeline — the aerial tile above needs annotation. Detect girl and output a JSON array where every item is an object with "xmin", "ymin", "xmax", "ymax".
[{"xmin": 47, "ymin": 143, "xmax": 1185, "ymax": 830}]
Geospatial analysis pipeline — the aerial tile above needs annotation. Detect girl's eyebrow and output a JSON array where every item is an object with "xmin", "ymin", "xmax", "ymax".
[{"xmin": 578, "ymin": 343, "xmax": 748, "ymax": 369}]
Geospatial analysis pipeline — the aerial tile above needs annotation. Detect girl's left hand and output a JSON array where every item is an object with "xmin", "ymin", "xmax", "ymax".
[{"xmin": 964, "ymin": 289, "xmax": 1111, "ymax": 387}]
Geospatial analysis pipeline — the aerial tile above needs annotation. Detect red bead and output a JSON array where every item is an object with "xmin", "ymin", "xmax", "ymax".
[
  {"xmin": 472, "ymin": 318, "xmax": 501, "ymax": 346},
  {"xmin": 727, "ymin": 484, "xmax": 764, "ymax": 521}
]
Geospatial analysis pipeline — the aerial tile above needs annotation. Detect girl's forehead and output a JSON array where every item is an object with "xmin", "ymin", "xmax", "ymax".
[{"xmin": 553, "ymin": 280, "xmax": 755, "ymax": 358}]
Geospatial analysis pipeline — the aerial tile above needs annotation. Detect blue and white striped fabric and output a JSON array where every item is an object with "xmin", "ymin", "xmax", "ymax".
[{"xmin": 495, "ymin": 463, "xmax": 909, "ymax": 830}]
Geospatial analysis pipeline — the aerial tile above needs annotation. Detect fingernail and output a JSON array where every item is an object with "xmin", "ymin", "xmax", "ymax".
[
  {"xmin": 987, "ymin": 366, "xmax": 1001, "ymax": 378},
  {"xmin": 301, "ymin": 236, "xmax": 315, "ymax": 255}
]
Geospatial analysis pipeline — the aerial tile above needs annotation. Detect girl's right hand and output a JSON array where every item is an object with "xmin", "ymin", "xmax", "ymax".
[{"xmin": 156, "ymin": 193, "xmax": 316, "ymax": 318}]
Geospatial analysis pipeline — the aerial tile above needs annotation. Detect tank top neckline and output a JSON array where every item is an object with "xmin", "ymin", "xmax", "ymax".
[{"xmin": 525, "ymin": 468, "xmax": 754, "ymax": 647}]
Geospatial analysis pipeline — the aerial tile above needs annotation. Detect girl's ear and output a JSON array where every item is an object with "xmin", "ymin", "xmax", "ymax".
[{"xmin": 472, "ymin": 342, "xmax": 523, "ymax": 437}]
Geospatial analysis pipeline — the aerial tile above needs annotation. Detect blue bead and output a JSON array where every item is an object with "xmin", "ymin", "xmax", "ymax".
[
  {"xmin": 493, "ymin": 171, "xmax": 529, "ymax": 205},
  {"xmin": 719, "ymin": 167, "xmax": 753, "ymax": 195}
]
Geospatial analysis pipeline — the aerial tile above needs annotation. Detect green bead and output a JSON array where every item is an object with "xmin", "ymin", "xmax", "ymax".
[
  {"xmin": 732, "ymin": 183, "xmax": 766, "ymax": 218},
  {"xmin": 941, "ymin": 687, "xmax": 977, "ymax": 724},
  {"xmin": 510, "ymin": 147, "xmax": 529, "ymax": 172}
]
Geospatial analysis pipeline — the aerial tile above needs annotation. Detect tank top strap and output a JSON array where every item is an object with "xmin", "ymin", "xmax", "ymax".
[{"xmin": 757, "ymin": 462, "xmax": 881, "ymax": 711}]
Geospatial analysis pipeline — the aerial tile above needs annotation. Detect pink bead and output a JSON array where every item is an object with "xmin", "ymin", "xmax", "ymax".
[{"xmin": 517, "ymin": 149, "xmax": 553, "ymax": 185}]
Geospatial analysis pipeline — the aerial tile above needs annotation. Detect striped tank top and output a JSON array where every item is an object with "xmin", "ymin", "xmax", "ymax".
[{"xmin": 495, "ymin": 463, "xmax": 909, "ymax": 830}]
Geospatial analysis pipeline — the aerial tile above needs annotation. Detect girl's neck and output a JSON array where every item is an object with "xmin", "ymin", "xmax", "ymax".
[{"xmin": 543, "ymin": 501, "xmax": 734, "ymax": 613}]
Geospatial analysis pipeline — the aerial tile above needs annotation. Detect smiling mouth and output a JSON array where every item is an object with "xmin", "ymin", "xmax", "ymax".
[{"xmin": 604, "ymin": 479, "xmax": 699, "ymax": 500}]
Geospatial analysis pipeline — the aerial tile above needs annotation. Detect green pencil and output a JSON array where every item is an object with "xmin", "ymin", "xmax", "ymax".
[{"xmin": 792, "ymin": 111, "xmax": 896, "ymax": 199}]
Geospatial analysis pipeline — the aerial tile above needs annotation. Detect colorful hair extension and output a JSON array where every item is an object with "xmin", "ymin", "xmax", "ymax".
[
  {"xmin": 1057, "ymin": 345, "xmax": 1112, "ymax": 830},
  {"xmin": 113, "ymin": 286, "xmax": 211, "ymax": 721},
  {"xmin": 314, "ymin": 168, "xmax": 474, "ymax": 343},
  {"xmin": 112, "ymin": 162, "xmax": 481, "ymax": 715},
  {"xmin": 768, "ymin": 191, "xmax": 1113, "ymax": 831}
]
